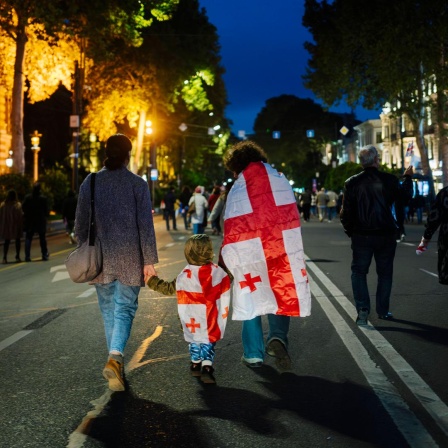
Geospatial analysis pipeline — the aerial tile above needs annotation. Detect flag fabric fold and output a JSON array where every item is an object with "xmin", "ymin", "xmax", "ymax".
[
  {"xmin": 221, "ymin": 161, "xmax": 311, "ymax": 321},
  {"xmin": 176, "ymin": 263, "xmax": 231, "ymax": 343}
]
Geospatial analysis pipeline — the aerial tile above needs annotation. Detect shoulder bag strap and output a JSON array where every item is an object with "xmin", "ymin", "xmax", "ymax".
[{"xmin": 88, "ymin": 173, "xmax": 96, "ymax": 246}]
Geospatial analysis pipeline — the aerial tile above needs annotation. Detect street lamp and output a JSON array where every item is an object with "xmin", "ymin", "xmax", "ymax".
[
  {"xmin": 30, "ymin": 130, "xmax": 42, "ymax": 182},
  {"xmin": 6, "ymin": 150, "xmax": 13, "ymax": 169}
]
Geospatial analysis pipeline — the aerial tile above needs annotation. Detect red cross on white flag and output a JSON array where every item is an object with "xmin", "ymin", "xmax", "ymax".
[
  {"xmin": 176, "ymin": 263, "xmax": 231, "ymax": 343},
  {"xmin": 221, "ymin": 161, "xmax": 311, "ymax": 320}
]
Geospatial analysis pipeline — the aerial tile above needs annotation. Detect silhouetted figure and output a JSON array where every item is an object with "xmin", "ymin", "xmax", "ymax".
[
  {"xmin": 22, "ymin": 183, "xmax": 49, "ymax": 261},
  {"xmin": 0, "ymin": 190, "xmax": 23, "ymax": 263}
]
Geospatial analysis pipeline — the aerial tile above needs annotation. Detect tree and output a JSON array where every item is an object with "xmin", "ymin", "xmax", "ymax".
[
  {"xmin": 0, "ymin": 0, "xmax": 180, "ymax": 174},
  {"xmin": 82, "ymin": 0, "xmax": 229, "ymax": 183},
  {"xmin": 251, "ymin": 95, "xmax": 351, "ymax": 188},
  {"xmin": 303, "ymin": 0, "xmax": 448, "ymax": 186}
]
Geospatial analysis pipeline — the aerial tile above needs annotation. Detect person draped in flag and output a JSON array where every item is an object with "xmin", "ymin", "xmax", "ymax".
[
  {"xmin": 220, "ymin": 141, "xmax": 311, "ymax": 370},
  {"xmin": 147, "ymin": 234, "xmax": 230, "ymax": 384}
]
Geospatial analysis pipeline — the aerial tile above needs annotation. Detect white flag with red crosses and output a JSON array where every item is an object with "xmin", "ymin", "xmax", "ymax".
[
  {"xmin": 221, "ymin": 161, "xmax": 311, "ymax": 321},
  {"xmin": 176, "ymin": 263, "xmax": 231, "ymax": 343}
]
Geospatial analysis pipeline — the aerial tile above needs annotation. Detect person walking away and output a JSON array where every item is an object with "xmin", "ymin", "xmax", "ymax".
[
  {"xmin": 74, "ymin": 134, "xmax": 158, "ymax": 391},
  {"xmin": 316, "ymin": 188, "xmax": 329, "ymax": 222},
  {"xmin": 147, "ymin": 234, "xmax": 230, "ymax": 383},
  {"xmin": 413, "ymin": 191, "xmax": 426, "ymax": 225},
  {"xmin": 340, "ymin": 145, "xmax": 413, "ymax": 326},
  {"xmin": 179, "ymin": 186, "xmax": 192, "ymax": 230},
  {"xmin": 416, "ymin": 185, "xmax": 448, "ymax": 285},
  {"xmin": 220, "ymin": 141, "xmax": 311, "ymax": 370},
  {"xmin": 163, "ymin": 187, "xmax": 177, "ymax": 230},
  {"xmin": 62, "ymin": 190, "xmax": 77, "ymax": 244},
  {"xmin": 207, "ymin": 186, "xmax": 221, "ymax": 234},
  {"xmin": 0, "ymin": 190, "xmax": 23, "ymax": 263},
  {"xmin": 189, "ymin": 186, "xmax": 208, "ymax": 235},
  {"xmin": 326, "ymin": 190, "xmax": 338, "ymax": 222},
  {"xmin": 22, "ymin": 183, "xmax": 49, "ymax": 261},
  {"xmin": 299, "ymin": 189, "xmax": 312, "ymax": 222},
  {"xmin": 208, "ymin": 184, "xmax": 231, "ymax": 236},
  {"xmin": 310, "ymin": 191, "xmax": 317, "ymax": 217}
]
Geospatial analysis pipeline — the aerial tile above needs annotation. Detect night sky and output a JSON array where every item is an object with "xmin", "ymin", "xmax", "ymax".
[{"xmin": 198, "ymin": 0, "xmax": 381, "ymax": 134}]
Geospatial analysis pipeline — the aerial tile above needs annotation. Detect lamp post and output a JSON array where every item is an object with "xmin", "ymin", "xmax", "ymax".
[
  {"xmin": 6, "ymin": 150, "xmax": 13, "ymax": 171},
  {"xmin": 30, "ymin": 130, "xmax": 42, "ymax": 182}
]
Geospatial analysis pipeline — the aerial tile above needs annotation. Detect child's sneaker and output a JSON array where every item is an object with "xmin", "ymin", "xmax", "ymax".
[
  {"xmin": 190, "ymin": 362, "xmax": 202, "ymax": 377},
  {"xmin": 200, "ymin": 365, "xmax": 216, "ymax": 384}
]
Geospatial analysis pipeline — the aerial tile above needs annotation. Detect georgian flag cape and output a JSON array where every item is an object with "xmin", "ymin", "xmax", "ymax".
[
  {"xmin": 221, "ymin": 161, "xmax": 311, "ymax": 320},
  {"xmin": 176, "ymin": 263, "xmax": 231, "ymax": 344}
]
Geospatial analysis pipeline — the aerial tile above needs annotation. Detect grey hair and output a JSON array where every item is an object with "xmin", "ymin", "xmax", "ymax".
[{"xmin": 358, "ymin": 145, "xmax": 378, "ymax": 167}]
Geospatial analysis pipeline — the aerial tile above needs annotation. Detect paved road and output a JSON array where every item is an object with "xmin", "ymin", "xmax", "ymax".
[{"xmin": 0, "ymin": 214, "xmax": 447, "ymax": 447}]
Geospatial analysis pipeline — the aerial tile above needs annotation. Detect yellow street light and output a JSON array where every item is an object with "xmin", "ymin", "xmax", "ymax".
[{"xmin": 30, "ymin": 130, "xmax": 42, "ymax": 182}]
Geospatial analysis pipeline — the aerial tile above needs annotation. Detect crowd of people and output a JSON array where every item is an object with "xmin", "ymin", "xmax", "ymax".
[{"xmin": 2, "ymin": 136, "xmax": 447, "ymax": 392}]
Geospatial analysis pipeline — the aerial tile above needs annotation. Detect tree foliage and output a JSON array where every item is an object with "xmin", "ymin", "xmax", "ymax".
[
  {"xmin": 0, "ymin": 0, "xmax": 180, "ymax": 173},
  {"xmin": 251, "ymin": 95, "xmax": 352, "ymax": 188},
  {"xmin": 303, "ymin": 0, "xmax": 448, "ymax": 185}
]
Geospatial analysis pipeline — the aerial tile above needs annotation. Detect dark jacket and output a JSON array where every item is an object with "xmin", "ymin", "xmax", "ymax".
[
  {"xmin": 340, "ymin": 167, "xmax": 412, "ymax": 237},
  {"xmin": 22, "ymin": 191, "xmax": 48, "ymax": 231}
]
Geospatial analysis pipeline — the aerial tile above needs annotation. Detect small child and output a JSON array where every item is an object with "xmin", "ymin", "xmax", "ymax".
[{"xmin": 147, "ymin": 234, "xmax": 231, "ymax": 384}]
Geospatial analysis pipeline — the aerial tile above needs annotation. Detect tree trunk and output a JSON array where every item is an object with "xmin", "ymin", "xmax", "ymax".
[{"xmin": 11, "ymin": 20, "xmax": 27, "ymax": 174}]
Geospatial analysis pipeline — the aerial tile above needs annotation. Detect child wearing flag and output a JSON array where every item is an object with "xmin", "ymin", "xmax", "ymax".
[{"xmin": 147, "ymin": 234, "xmax": 231, "ymax": 384}]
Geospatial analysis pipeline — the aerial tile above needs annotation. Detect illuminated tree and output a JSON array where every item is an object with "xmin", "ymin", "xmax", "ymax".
[
  {"xmin": 83, "ymin": 0, "xmax": 229, "ymax": 181},
  {"xmin": 0, "ymin": 0, "xmax": 180, "ymax": 174}
]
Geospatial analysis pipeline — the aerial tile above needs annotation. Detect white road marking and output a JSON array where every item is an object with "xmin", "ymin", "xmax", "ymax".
[
  {"xmin": 310, "ymin": 280, "xmax": 436, "ymax": 447},
  {"xmin": 306, "ymin": 255, "xmax": 448, "ymax": 439},
  {"xmin": 52, "ymin": 271, "xmax": 71, "ymax": 282},
  {"xmin": 420, "ymin": 268, "xmax": 438, "ymax": 278},
  {"xmin": 76, "ymin": 287, "xmax": 96, "ymax": 298},
  {"xmin": 401, "ymin": 242, "xmax": 415, "ymax": 247},
  {"xmin": 165, "ymin": 242, "xmax": 176, "ymax": 247},
  {"xmin": 0, "ymin": 330, "xmax": 33, "ymax": 353},
  {"xmin": 50, "ymin": 264, "xmax": 67, "ymax": 273}
]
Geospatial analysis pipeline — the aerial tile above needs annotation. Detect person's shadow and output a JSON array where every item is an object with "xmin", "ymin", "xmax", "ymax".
[{"xmin": 87, "ymin": 367, "xmax": 407, "ymax": 447}]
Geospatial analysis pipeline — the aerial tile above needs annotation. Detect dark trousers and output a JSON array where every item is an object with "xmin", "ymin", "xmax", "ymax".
[
  {"xmin": 302, "ymin": 203, "xmax": 311, "ymax": 221},
  {"xmin": 164, "ymin": 209, "xmax": 177, "ymax": 230},
  {"xmin": 25, "ymin": 226, "xmax": 48, "ymax": 259},
  {"xmin": 351, "ymin": 234, "xmax": 397, "ymax": 316},
  {"xmin": 3, "ymin": 239, "xmax": 21, "ymax": 260}
]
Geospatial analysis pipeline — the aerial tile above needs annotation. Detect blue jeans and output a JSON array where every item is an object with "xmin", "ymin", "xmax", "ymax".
[
  {"xmin": 192, "ymin": 223, "xmax": 204, "ymax": 234},
  {"xmin": 351, "ymin": 234, "xmax": 397, "ymax": 316},
  {"xmin": 189, "ymin": 342, "xmax": 215, "ymax": 366},
  {"xmin": 242, "ymin": 314, "xmax": 290, "ymax": 362},
  {"xmin": 327, "ymin": 206, "xmax": 337, "ymax": 221},
  {"xmin": 95, "ymin": 281, "xmax": 140, "ymax": 355}
]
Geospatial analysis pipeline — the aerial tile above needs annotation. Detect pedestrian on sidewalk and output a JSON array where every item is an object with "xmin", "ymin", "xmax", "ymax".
[
  {"xmin": 189, "ymin": 186, "xmax": 208, "ymax": 235},
  {"xmin": 416, "ymin": 185, "xmax": 448, "ymax": 285},
  {"xmin": 340, "ymin": 145, "xmax": 413, "ymax": 326},
  {"xmin": 208, "ymin": 186, "xmax": 221, "ymax": 235},
  {"xmin": 220, "ymin": 140, "xmax": 311, "ymax": 371},
  {"xmin": 316, "ymin": 188, "xmax": 329, "ymax": 222},
  {"xmin": 74, "ymin": 134, "xmax": 158, "ymax": 392},
  {"xmin": 0, "ymin": 190, "xmax": 23, "ymax": 263},
  {"xmin": 147, "ymin": 234, "xmax": 231, "ymax": 384},
  {"xmin": 22, "ymin": 183, "xmax": 49, "ymax": 262},
  {"xmin": 179, "ymin": 186, "xmax": 192, "ymax": 230},
  {"xmin": 299, "ymin": 189, "xmax": 311, "ymax": 222},
  {"xmin": 326, "ymin": 189, "xmax": 338, "ymax": 222},
  {"xmin": 163, "ymin": 187, "xmax": 177, "ymax": 230}
]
